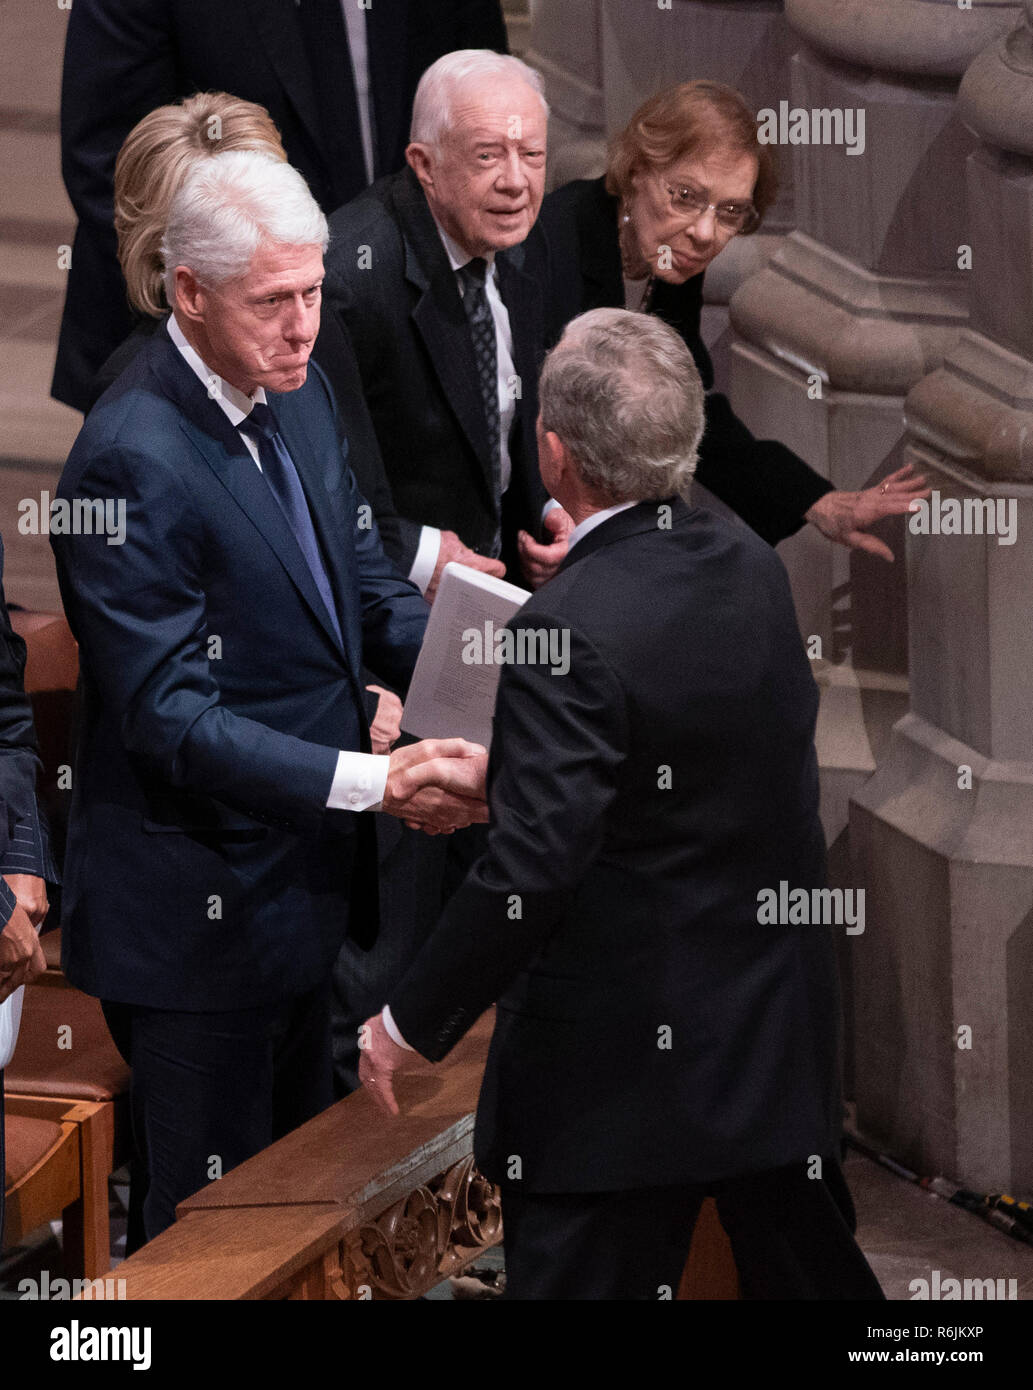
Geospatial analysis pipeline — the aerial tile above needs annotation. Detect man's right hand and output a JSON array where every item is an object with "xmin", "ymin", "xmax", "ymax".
[
  {"xmin": 381, "ymin": 738, "xmax": 489, "ymax": 834},
  {"xmin": 426, "ymin": 531, "xmax": 505, "ymax": 604},
  {"xmin": 0, "ymin": 904, "xmax": 46, "ymax": 1004}
]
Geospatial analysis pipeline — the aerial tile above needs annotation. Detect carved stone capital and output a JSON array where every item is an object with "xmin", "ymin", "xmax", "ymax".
[
  {"xmin": 959, "ymin": 13, "xmax": 1033, "ymax": 154},
  {"xmin": 786, "ymin": 0, "xmax": 1020, "ymax": 78},
  {"xmin": 905, "ymin": 331, "xmax": 1033, "ymax": 480},
  {"xmin": 730, "ymin": 233, "xmax": 968, "ymax": 395}
]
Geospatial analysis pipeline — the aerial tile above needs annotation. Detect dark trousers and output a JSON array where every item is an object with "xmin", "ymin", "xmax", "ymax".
[
  {"xmin": 331, "ymin": 819, "xmax": 455, "ymax": 1096},
  {"xmin": 102, "ymin": 980, "xmax": 333, "ymax": 1251},
  {"xmin": 500, "ymin": 1155, "xmax": 885, "ymax": 1301}
]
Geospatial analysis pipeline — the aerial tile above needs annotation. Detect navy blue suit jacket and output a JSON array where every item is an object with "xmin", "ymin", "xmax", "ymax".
[{"xmin": 51, "ymin": 327, "xmax": 428, "ymax": 1010}]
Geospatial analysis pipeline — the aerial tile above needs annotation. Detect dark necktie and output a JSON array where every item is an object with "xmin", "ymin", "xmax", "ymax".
[
  {"xmin": 239, "ymin": 402, "xmax": 343, "ymax": 647},
  {"xmin": 296, "ymin": 0, "xmax": 368, "ymax": 208},
  {"xmin": 457, "ymin": 258, "xmax": 502, "ymax": 557}
]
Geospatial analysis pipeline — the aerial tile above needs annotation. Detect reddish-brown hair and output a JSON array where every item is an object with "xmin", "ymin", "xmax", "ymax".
[{"xmin": 606, "ymin": 80, "xmax": 779, "ymax": 234}]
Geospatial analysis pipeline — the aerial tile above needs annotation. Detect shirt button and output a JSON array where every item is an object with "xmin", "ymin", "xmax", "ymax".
[{"xmin": 348, "ymin": 791, "xmax": 362, "ymax": 806}]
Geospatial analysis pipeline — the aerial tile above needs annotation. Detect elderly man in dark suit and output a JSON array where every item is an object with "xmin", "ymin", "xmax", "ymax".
[
  {"xmin": 315, "ymin": 49, "xmax": 569, "ymax": 1097},
  {"xmin": 53, "ymin": 0, "xmax": 509, "ymax": 412},
  {"xmin": 51, "ymin": 149, "xmax": 487, "ymax": 1244},
  {"xmin": 359, "ymin": 308, "xmax": 885, "ymax": 1301},
  {"xmin": 317, "ymin": 49, "xmax": 566, "ymax": 603}
]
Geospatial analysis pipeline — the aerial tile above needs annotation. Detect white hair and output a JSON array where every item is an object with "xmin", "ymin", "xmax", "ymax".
[
  {"xmin": 539, "ymin": 309, "xmax": 705, "ymax": 501},
  {"xmin": 409, "ymin": 49, "xmax": 548, "ymax": 148},
  {"xmin": 161, "ymin": 149, "xmax": 328, "ymax": 296}
]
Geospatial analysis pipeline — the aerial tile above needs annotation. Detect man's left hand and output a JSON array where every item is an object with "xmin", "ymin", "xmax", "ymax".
[
  {"xmin": 4, "ymin": 873, "xmax": 49, "ymax": 929},
  {"xmin": 804, "ymin": 464, "xmax": 930, "ymax": 561},
  {"xmin": 518, "ymin": 506, "xmax": 575, "ymax": 588},
  {"xmin": 358, "ymin": 1011, "xmax": 414, "ymax": 1116},
  {"xmin": 366, "ymin": 685, "xmax": 403, "ymax": 755}
]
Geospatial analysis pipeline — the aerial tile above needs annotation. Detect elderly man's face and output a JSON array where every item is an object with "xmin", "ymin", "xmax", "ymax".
[
  {"xmin": 409, "ymin": 77, "xmax": 547, "ymax": 258},
  {"xmin": 177, "ymin": 241, "xmax": 324, "ymax": 396}
]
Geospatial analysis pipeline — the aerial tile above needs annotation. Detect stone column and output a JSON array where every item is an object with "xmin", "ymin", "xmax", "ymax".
[
  {"xmin": 850, "ymin": 4, "xmax": 1033, "ymax": 1194},
  {"xmin": 525, "ymin": 0, "xmax": 607, "ymax": 187},
  {"xmin": 729, "ymin": 0, "xmax": 1018, "ymax": 851}
]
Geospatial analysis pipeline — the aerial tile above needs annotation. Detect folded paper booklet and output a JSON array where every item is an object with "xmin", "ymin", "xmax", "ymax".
[{"xmin": 402, "ymin": 562, "xmax": 531, "ymax": 749}]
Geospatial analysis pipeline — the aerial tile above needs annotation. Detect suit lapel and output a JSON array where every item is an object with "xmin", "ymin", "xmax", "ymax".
[
  {"xmin": 240, "ymin": 0, "xmax": 323, "ymax": 161},
  {"xmin": 392, "ymin": 170, "xmax": 496, "ymax": 499},
  {"xmin": 497, "ymin": 245, "xmax": 540, "ymax": 408},
  {"xmin": 150, "ymin": 334, "xmax": 348, "ymax": 661}
]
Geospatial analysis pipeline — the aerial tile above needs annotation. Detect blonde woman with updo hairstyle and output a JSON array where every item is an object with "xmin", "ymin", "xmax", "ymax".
[
  {"xmin": 87, "ymin": 93, "xmax": 286, "ymax": 407},
  {"xmin": 537, "ymin": 79, "xmax": 925, "ymax": 557}
]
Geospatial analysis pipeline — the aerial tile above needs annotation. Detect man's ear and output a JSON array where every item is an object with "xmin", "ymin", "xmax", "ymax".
[
  {"xmin": 172, "ymin": 266, "xmax": 206, "ymax": 326},
  {"xmin": 406, "ymin": 143, "xmax": 436, "ymax": 196},
  {"xmin": 542, "ymin": 429, "xmax": 574, "ymax": 488}
]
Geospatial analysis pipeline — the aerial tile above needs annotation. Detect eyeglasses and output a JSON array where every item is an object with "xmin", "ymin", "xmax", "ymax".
[{"xmin": 660, "ymin": 177, "xmax": 758, "ymax": 235}]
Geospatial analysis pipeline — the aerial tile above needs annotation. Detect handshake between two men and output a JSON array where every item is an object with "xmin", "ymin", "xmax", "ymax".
[
  {"xmin": 364, "ymin": 683, "xmax": 487, "ymax": 834},
  {"xmin": 383, "ymin": 736, "xmax": 488, "ymax": 833}
]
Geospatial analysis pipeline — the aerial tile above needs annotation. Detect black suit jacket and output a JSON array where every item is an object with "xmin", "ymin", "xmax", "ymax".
[
  {"xmin": 537, "ymin": 178, "xmax": 834, "ymax": 546},
  {"xmin": 53, "ymin": 0, "xmax": 508, "ymax": 412},
  {"xmin": 0, "ymin": 537, "xmax": 58, "ymax": 926},
  {"xmin": 389, "ymin": 500, "xmax": 842, "ymax": 1192},
  {"xmin": 317, "ymin": 166, "xmax": 548, "ymax": 580},
  {"xmin": 52, "ymin": 326, "xmax": 428, "ymax": 1010}
]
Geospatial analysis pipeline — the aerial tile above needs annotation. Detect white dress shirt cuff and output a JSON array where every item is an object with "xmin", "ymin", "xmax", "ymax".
[
  {"xmin": 382, "ymin": 1004, "xmax": 416, "ymax": 1051},
  {"xmin": 327, "ymin": 751, "xmax": 390, "ymax": 812},
  {"xmin": 408, "ymin": 525, "xmax": 442, "ymax": 596}
]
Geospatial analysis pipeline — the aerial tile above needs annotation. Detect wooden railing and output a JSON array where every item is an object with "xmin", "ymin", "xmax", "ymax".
[{"xmin": 112, "ymin": 1010, "xmax": 738, "ymax": 1299}]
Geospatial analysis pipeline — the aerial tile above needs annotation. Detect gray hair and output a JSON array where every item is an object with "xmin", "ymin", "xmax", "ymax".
[
  {"xmin": 410, "ymin": 49, "xmax": 548, "ymax": 148},
  {"xmin": 161, "ymin": 149, "xmax": 328, "ymax": 297},
  {"xmin": 539, "ymin": 309, "xmax": 704, "ymax": 502}
]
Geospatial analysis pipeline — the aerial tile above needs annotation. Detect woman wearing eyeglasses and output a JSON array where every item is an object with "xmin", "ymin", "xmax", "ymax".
[{"xmin": 537, "ymin": 80, "xmax": 924, "ymax": 552}]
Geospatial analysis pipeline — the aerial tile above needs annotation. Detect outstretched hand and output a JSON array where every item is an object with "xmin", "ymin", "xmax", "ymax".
[
  {"xmin": 358, "ymin": 1011, "xmax": 413, "ymax": 1116},
  {"xmin": 381, "ymin": 737, "xmax": 488, "ymax": 834},
  {"xmin": 804, "ymin": 464, "xmax": 930, "ymax": 561}
]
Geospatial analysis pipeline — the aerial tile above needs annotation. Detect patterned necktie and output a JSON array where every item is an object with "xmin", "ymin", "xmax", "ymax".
[
  {"xmin": 457, "ymin": 257, "xmax": 502, "ymax": 558},
  {"xmin": 239, "ymin": 402, "xmax": 343, "ymax": 647}
]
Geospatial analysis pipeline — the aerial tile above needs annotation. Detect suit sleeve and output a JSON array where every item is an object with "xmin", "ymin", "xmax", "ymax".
[
  {"xmin": 52, "ymin": 446, "xmax": 346, "ymax": 831},
  {"xmin": 0, "ymin": 548, "xmax": 57, "ymax": 917},
  {"xmin": 311, "ymin": 312, "xmax": 421, "ymax": 573},
  {"xmin": 388, "ymin": 611, "xmax": 628, "ymax": 1060},
  {"xmin": 315, "ymin": 281, "xmax": 423, "ymax": 572},
  {"xmin": 695, "ymin": 392, "xmax": 834, "ymax": 547},
  {"xmin": 57, "ymin": 0, "xmax": 178, "ymax": 407}
]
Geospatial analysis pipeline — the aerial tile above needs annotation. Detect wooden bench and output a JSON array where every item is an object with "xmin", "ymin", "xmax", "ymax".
[{"xmin": 113, "ymin": 1010, "xmax": 739, "ymax": 1299}]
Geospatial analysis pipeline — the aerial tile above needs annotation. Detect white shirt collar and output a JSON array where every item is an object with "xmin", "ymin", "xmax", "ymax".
[
  {"xmin": 433, "ymin": 219, "xmax": 496, "ymax": 276},
  {"xmin": 167, "ymin": 313, "xmax": 266, "ymax": 425},
  {"xmin": 567, "ymin": 501, "xmax": 638, "ymax": 552}
]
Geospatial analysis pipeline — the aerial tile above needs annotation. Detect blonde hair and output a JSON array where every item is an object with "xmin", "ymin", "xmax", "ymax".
[
  {"xmin": 606, "ymin": 81, "xmax": 778, "ymax": 234},
  {"xmin": 114, "ymin": 92, "xmax": 287, "ymax": 316}
]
